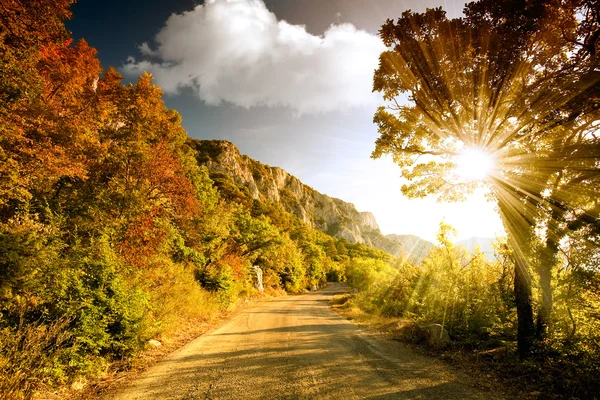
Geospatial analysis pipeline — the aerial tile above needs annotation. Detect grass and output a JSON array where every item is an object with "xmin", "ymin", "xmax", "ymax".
[
  {"xmin": 332, "ymin": 292, "xmax": 600, "ymax": 400},
  {"xmin": 0, "ymin": 319, "xmax": 72, "ymax": 400},
  {"xmin": 33, "ymin": 289, "xmax": 279, "ymax": 400},
  {"xmin": 330, "ymin": 293, "xmax": 516, "ymax": 397}
]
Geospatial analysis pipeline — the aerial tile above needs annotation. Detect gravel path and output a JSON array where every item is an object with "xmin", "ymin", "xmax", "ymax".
[{"xmin": 108, "ymin": 283, "xmax": 502, "ymax": 400}]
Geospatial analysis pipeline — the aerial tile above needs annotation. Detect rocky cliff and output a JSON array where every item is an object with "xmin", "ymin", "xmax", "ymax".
[{"xmin": 189, "ymin": 139, "xmax": 433, "ymax": 263}]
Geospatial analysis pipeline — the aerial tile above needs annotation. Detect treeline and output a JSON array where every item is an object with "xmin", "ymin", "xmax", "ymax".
[
  {"xmin": 345, "ymin": 223, "xmax": 600, "ymax": 398},
  {"xmin": 0, "ymin": 2, "xmax": 390, "ymax": 397}
]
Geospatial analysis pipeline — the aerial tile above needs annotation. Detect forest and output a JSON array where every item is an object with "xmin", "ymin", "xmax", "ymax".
[
  {"xmin": 0, "ymin": 2, "xmax": 390, "ymax": 397},
  {"xmin": 365, "ymin": 0, "xmax": 600, "ymax": 397},
  {"xmin": 1, "ymin": 0, "xmax": 599, "ymax": 399}
]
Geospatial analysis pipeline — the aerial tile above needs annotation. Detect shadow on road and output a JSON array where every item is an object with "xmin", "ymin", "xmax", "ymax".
[{"xmin": 110, "ymin": 283, "xmax": 493, "ymax": 400}]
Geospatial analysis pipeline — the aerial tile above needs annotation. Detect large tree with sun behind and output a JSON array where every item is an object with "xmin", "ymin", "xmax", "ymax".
[{"xmin": 372, "ymin": 0, "xmax": 600, "ymax": 356}]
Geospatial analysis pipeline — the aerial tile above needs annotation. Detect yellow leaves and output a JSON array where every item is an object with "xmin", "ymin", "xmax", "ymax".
[
  {"xmin": 373, "ymin": 1, "xmax": 599, "ymax": 212},
  {"xmin": 417, "ymin": 223, "xmax": 501, "ymax": 331},
  {"xmin": 435, "ymin": 221, "xmax": 457, "ymax": 247}
]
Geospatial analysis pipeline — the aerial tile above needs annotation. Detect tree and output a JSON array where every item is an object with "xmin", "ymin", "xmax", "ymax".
[
  {"xmin": 0, "ymin": 0, "xmax": 101, "ymax": 220},
  {"xmin": 412, "ymin": 223, "xmax": 502, "ymax": 334},
  {"xmin": 372, "ymin": 0, "xmax": 600, "ymax": 356}
]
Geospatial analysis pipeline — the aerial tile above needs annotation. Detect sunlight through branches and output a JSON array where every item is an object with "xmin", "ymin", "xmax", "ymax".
[{"xmin": 372, "ymin": 0, "xmax": 600, "ymax": 356}]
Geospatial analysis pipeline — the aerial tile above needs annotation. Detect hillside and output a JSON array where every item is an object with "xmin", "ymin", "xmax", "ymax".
[
  {"xmin": 385, "ymin": 234, "xmax": 435, "ymax": 263},
  {"xmin": 188, "ymin": 139, "xmax": 433, "ymax": 263}
]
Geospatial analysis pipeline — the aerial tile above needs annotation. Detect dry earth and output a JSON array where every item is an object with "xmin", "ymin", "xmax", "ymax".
[{"xmin": 107, "ymin": 284, "xmax": 502, "ymax": 400}]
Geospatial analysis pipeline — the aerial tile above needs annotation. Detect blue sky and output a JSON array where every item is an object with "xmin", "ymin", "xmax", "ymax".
[{"xmin": 67, "ymin": 0, "xmax": 504, "ymax": 242}]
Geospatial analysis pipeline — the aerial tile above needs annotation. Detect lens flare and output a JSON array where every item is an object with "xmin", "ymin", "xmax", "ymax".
[{"xmin": 455, "ymin": 149, "xmax": 494, "ymax": 182}]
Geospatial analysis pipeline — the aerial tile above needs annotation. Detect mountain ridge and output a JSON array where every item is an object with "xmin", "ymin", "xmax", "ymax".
[{"xmin": 188, "ymin": 139, "xmax": 434, "ymax": 263}]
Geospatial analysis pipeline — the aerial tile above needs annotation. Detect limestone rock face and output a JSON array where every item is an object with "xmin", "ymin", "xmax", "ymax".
[
  {"xmin": 253, "ymin": 266, "xmax": 264, "ymax": 293},
  {"xmin": 359, "ymin": 212, "xmax": 378, "ymax": 230},
  {"xmin": 189, "ymin": 139, "xmax": 434, "ymax": 262}
]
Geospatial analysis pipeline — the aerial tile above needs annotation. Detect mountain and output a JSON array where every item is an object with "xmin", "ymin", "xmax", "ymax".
[
  {"xmin": 386, "ymin": 234, "xmax": 435, "ymax": 263},
  {"xmin": 188, "ymin": 139, "xmax": 434, "ymax": 263},
  {"xmin": 456, "ymin": 237, "xmax": 496, "ymax": 261}
]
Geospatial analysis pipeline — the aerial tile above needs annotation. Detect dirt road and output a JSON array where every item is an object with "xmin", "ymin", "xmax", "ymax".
[{"xmin": 109, "ymin": 284, "xmax": 500, "ymax": 399}]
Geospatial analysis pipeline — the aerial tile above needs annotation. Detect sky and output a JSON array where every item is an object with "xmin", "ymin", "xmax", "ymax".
[{"xmin": 67, "ymin": 0, "xmax": 505, "ymax": 242}]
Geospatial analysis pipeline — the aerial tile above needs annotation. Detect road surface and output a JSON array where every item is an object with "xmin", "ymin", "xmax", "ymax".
[{"xmin": 109, "ymin": 284, "xmax": 500, "ymax": 400}]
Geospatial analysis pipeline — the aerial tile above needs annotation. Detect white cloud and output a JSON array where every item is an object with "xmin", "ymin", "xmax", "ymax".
[{"xmin": 122, "ymin": 0, "xmax": 385, "ymax": 114}]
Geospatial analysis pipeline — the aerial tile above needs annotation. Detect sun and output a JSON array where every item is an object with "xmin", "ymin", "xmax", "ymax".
[{"xmin": 455, "ymin": 148, "xmax": 494, "ymax": 182}]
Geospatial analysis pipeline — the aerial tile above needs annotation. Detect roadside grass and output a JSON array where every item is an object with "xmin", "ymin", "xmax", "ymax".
[
  {"xmin": 331, "ymin": 293, "xmax": 518, "ymax": 398},
  {"xmin": 330, "ymin": 293, "xmax": 409, "ymax": 329},
  {"xmin": 332, "ymin": 292, "xmax": 600, "ymax": 400},
  {"xmin": 34, "ymin": 290, "xmax": 281, "ymax": 400}
]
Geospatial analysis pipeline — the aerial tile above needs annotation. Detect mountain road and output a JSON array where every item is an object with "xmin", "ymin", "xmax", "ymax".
[{"xmin": 108, "ymin": 283, "xmax": 501, "ymax": 400}]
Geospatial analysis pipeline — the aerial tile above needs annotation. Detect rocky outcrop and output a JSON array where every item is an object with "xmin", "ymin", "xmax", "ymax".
[
  {"xmin": 189, "ymin": 139, "xmax": 434, "ymax": 262},
  {"xmin": 253, "ymin": 266, "xmax": 264, "ymax": 293}
]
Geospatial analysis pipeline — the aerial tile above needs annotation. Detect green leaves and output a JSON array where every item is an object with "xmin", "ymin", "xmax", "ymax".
[{"xmin": 373, "ymin": 0, "xmax": 600, "ymax": 356}]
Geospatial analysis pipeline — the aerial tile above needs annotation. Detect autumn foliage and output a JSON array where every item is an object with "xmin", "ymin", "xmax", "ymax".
[
  {"xmin": 0, "ymin": 2, "xmax": 383, "ymax": 397},
  {"xmin": 3, "ymin": 1, "xmax": 597, "ymax": 398}
]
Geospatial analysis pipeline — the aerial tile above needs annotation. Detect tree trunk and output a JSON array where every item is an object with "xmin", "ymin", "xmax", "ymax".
[
  {"xmin": 513, "ymin": 246, "xmax": 536, "ymax": 357},
  {"xmin": 536, "ymin": 235, "xmax": 558, "ymax": 339},
  {"xmin": 497, "ymin": 196, "xmax": 536, "ymax": 358}
]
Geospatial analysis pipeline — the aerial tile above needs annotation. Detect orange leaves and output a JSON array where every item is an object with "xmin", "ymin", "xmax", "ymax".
[
  {"xmin": 117, "ymin": 140, "xmax": 203, "ymax": 266},
  {"xmin": 223, "ymin": 254, "xmax": 247, "ymax": 281},
  {"xmin": 0, "ymin": 0, "xmax": 73, "ymax": 49},
  {"xmin": 133, "ymin": 140, "xmax": 201, "ymax": 219},
  {"xmin": 128, "ymin": 73, "xmax": 187, "ymax": 146},
  {"xmin": 90, "ymin": 69, "xmax": 203, "ymax": 222},
  {"xmin": 0, "ymin": 0, "xmax": 206, "ymax": 276},
  {"xmin": 38, "ymin": 38, "xmax": 101, "ymax": 109},
  {"xmin": 17, "ymin": 38, "xmax": 102, "ymax": 193},
  {"xmin": 86, "ymin": 72, "xmax": 204, "ymax": 267},
  {"xmin": 0, "ymin": 2, "xmax": 105, "ymax": 211},
  {"xmin": 119, "ymin": 209, "xmax": 167, "ymax": 268}
]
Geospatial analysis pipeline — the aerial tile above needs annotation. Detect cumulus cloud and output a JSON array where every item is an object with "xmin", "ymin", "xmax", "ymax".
[{"xmin": 122, "ymin": 0, "xmax": 385, "ymax": 113}]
